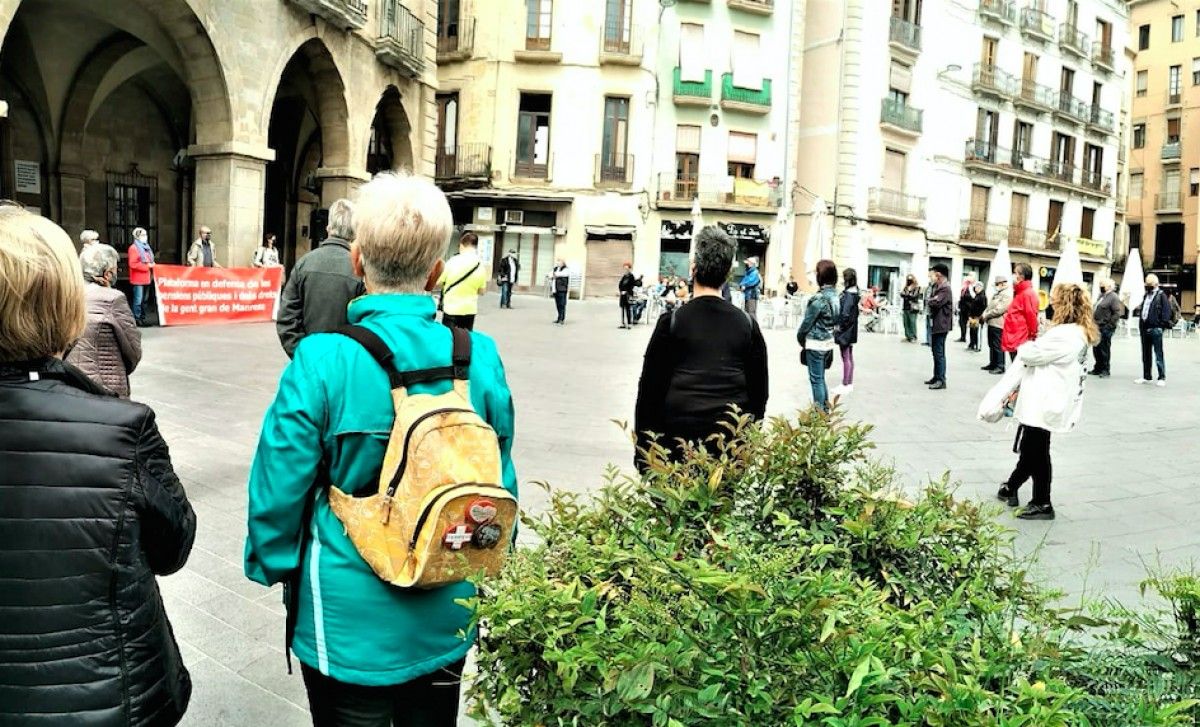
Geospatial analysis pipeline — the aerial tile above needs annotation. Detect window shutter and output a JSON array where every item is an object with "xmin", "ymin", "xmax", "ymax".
[
  {"xmin": 732, "ymin": 32, "xmax": 762, "ymax": 89},
  {"xmin": 680, "ymin": 24, "xmax": 706, "ymax": 82},
  {"xmin": 889, "ymin": 61, "xmax": 912, "ymax": 93},
  {"xmin": 676, "ymin": 125, "xmax": 701, "ymax": 153},
  {"xmin": 883, "ymin": 150, "xmax": 906, "ymax": 191},
  {"xmin": 727, "ymin": 132, "xmax": 757, "ymax": 164}
]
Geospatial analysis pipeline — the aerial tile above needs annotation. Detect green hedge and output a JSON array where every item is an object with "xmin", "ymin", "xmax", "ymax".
[{"xmin": 466, "ymin": 410, "xmax": 1200, "ymax": 725}]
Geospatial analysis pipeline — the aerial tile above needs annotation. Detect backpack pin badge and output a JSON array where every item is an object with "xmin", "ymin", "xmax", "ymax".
[
  {"xmin": 466, "ymin": 499, "xmax": 498, "ymax": 525},
  {"xmin": 443, "ymin": 523, "xmax": 475, "ymax": 551}
]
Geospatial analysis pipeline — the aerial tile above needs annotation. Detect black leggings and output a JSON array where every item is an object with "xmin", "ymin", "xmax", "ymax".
[
  {"xmin": 301, "ymin": 659, "xmax": 466, "ymax": 726},
  {"xmin": 1006, "ymin": 425, "xmax": 1052, "ymax": 505}
]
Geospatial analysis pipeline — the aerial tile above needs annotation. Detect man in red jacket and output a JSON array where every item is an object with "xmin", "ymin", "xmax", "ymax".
[{"xmin": 1001, "ymin": 262, "xmax": 1039, "ymax": 360}]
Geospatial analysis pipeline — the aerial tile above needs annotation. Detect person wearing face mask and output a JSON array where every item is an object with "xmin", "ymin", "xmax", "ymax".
[
  {"xmin": 67, "ymin": 244, "xmax": 142, "ymax": 398},
  {"xmin": 127, "ymin": 227, "xmax": 155, "ymax": 326},
  {"xmin": 1135, "ymin": 273, "xmax": 1174, "ymax": 386}
]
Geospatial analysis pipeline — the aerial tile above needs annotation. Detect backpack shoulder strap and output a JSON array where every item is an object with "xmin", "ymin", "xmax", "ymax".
[{"xmin": 334, "ymin": 324, "xmax": 472, "ymax": 390}]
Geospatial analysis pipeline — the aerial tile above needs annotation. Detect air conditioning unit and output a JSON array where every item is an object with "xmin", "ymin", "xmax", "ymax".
[
  {"xmin": 1021, "ymin": 156, "xmax": 1039, "ymax": 174},
  {"xmin": 504, "ymin": 210, "xmax": 525, "ymax": 225}
]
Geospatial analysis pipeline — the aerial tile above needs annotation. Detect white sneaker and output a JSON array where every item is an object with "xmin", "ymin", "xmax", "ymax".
[
  {"xmin": 1155, "ymin": 379, "xmax": 1166, "ymax": 387},
  {"xmin": 842, "ymin": 384, "xmax": 854, "ymax": 394},
  {"xmin": 1134, "ymin": 378, "xmax": 1149, "ymax": 384}
]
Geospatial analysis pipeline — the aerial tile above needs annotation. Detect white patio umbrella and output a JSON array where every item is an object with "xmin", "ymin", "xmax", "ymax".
[
  {"xmin": 1120, "ymin": 246, "xmax": 1146, "ymax": 313},
  {"xmin": 689, "ymin": 196, "xmax": 704, "ymax": 258},
  {"xmin": 804, "ymin": 196, "xmax": 829, "ymax": 286},
  {"xmin": 1053, "ymin": 235, "xmax": 1084, "ymax": 287},
  {"xmin": 988, "ymin": 237, "xmax": 1013, "ymax": 292}
]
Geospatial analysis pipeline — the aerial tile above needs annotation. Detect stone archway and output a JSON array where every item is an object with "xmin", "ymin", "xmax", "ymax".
[
  {"xmin": 262, "ymin": 37, "xmax": 352, "ymax": 268},
  {"xmin": 366, "ymin": 85, "xmax": 413, "ymax": 175}
]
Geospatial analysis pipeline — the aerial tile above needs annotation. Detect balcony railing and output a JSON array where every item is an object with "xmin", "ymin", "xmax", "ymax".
[
  {"xmin": 721, "ymin": 73, "xmax": 772, "ymax": 113},
  {"xmin": 1058, "ymin": 23, "xmax": 1090, "ymax": 57},
  {"xmin": 601, "ymin": 27, "xmax": 643, "ymax": 64},
  {"xmin": 595, "ymin": 154, "xmax": 634, "ymax": 187},
  {"xmin": 1163, "ymin": 141, "xmax": 1182, "ymax": 160},
  {"xmin": 1087, "ymin": 105, "xmax": 1114, "ymax": 133},
  {"xmin": 960, "ymin": 220, "xmax": 1060, "ymax": 251},
  {"xmin": 437, "ymin": 17, "xmax": 475, "ymax": 61},
  {"xmin": 673, "ymin": 68, "xmax": 713, "ymax": 104},
  {"xmin": 434, "ymin": 143, "xmax": 491, "ymax": 181},
  {"xmin": 657, "ymin": 173, "xmax": 783, "ymax": 209},
  {"xmin": 1016, "ymin": 79, "xmax": 1056, "ymax": 111},
  {"xmin": 1020, "ymin": 8, "xmax": 1055, "ymax": 41},
  {"xmin": 963, "ymin": 139, "xmax": 1111, "ymax": 197},
  {"xmin": 973, "ymin": 63, "xmax": 1017, "ymax": 98},
  {"xmin": 290, "ymin": 0, "xmax": 367, "ymax": 30},
  {"xmin": 979, "ymin": 0, "xmax": 1016, "ymax": 24},
  {"xmin": 1092, "ymin": 44, "xmax": 1114, "ymax": 71},
  {"xmin": 727, "ymin": 0, "xmax": 774, "ymax": 15},
  {"xmin": 889, "ymin": 16, "xmax": 921, "ymax": 53},
  {"xmin": 1156, "ymin": 191, "xmax": 1182, "ymax": 212},
  {"xmin": 375, "ymin": 0, "xmax": 424, "ymax": 77},
  {"xmin": 880, "ymin": 98, "xmax": 923, "ymax": 133},
  {"xmin": 1053, "ymin": 92, "xmax": 1089, "ymax": 124},
  {"xmin": 1168, "ymin": 91, "xmax": 1183, "ymax": 107},
  {"xmin": 868, "ymin": 188, "xmax": 927, "ymax": 221}
]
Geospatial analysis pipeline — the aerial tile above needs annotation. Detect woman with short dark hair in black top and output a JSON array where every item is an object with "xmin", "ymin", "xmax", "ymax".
[{"xmin": 634, "ymin": 225, "xmax": 769, "ymax": 472}]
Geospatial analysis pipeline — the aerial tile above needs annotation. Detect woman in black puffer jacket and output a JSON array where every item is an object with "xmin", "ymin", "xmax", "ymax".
[{"xmin": 0, "ymin": 205, "xmax": 196, "ymax": 727}]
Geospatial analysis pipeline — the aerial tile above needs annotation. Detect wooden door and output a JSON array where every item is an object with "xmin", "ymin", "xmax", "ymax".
[
  {"xmin": 1009, "ymin": 193, "xmax": 1029, "ymax": 230},
  {"xmin": 585, "ymin": 238, "xmax": 633, "ymax": 298}
]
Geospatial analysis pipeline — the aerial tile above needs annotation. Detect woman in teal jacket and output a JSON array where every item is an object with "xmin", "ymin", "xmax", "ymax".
[{"xmin": 244, "ymin": 173, "xmax": 517, "ymax": 724}]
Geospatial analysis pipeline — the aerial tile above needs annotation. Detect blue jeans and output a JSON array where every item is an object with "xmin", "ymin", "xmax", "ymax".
[
  {"xmin": 1140, "ymin": 327, "xmax": 1165, "ymax": 380},
  {"xmin": 924, "ymin": 315, "xmax": 931, "ymax": 344},
  {"xmin": 931, "ymin": 332, "xmax": 947, "ymax": 382},
  {"xmin": 806, "ymin": 350, "xmax": 830, "ymax": 412},
  {"xmin": 132, "ymin": 285, "xmax": 146, "ymax": 321},
  {"xmin": 499, "ymin": 282, "xmax": 513, "ymax": 308}
]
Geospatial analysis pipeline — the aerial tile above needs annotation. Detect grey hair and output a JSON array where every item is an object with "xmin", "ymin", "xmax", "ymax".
[
  {"xmin": 692, "ymin": 225, "xmax": 735, "ymax": 288},
  {"xmin": 1100, "ymin": 277, "xmax": 1116, "ymax": 291},
  {"xmin": 79, "ymin": 229, "xmax": 99, "ymax": 245},
  {"xmin": 353, "ymin": 173, "xmax": 452, "ymax": 292},
  {"xmin": 327, "ymin": 198, "xmax": 356, "ymax": 241},
  {"xmin": 79, "ymin": 243, "xmax": 120, "ymax": 283},
  {"xmin": 132, "ymin": 227, "xmax": 147, "ymax": 241}
]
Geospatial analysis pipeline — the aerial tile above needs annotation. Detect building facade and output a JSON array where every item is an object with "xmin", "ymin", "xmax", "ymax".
[
  {"xmin": 435, "ymin": 0, "xmax": 800, "ymax": 297},
  {"xmin": 0, "ymin": 0, "xmax": 436, "ymax": 270},
  {"xmin": 796, "ymin": 0, "xmax": 1129, "ymax": 304},
  {"xmin": 1127, "ymin": 0, "xmax": 1200, "ymax": 312}
]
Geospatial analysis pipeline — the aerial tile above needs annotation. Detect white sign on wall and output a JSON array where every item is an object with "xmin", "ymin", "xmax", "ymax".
[{"xmin": 14, "ymin": 160, "xmax": 40, "ymax": 194}]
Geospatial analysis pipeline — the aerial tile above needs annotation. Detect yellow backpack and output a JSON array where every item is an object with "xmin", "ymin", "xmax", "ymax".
[{"xmin": 328, "ymin": 325, "xmax": 517, "ymax": 589}]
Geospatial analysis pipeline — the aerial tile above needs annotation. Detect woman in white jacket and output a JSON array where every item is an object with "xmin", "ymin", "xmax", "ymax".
[{"xmin": 980, "ymin": 283, "xmax": 1099, "ymax": 520}]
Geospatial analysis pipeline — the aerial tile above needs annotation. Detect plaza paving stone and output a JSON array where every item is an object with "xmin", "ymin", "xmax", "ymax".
[{"xmin": 130, "ymin": 293, "xmax": 1200, "ymax": 725}]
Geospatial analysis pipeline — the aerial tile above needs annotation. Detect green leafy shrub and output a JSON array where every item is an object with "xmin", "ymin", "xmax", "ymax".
[{"xmin": 466, "ymin": 409, "xmax": 1200, "ymax": 725}]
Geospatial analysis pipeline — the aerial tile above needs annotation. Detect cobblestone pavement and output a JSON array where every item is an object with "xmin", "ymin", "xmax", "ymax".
[{"xmin": 132, "ymin": 293, "xmax": 1200, "ymax": 725}]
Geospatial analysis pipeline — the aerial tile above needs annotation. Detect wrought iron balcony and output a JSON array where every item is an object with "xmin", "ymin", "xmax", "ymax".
[
  {"xmin": 1080, "ymin": 169, "xmax": 1110, "ymax": 192},
  {"xmin": 1015, "ymin": 79, "xmax": 1056, "ymax": 112},
  {"xmin": 1087, "ymin": 105, "xmax": 1114, "ymax": 134},
  {"xmin": 880, "ymin": 98, "xmax": 923, "ymax": 134},
  {"xmin": 727, "ymin": 0, "xmax": 773, "ymax": 15},
  {"xmin": 434, "ymin": 143, "xmax": 491, "ymax": 182},
  {"xmin": 1092, "ymin": 44, "xmax": 1115, "ymax": 72},
  {"xmin": 960, "ymin": 220, "xmax": 1059, "ymax": 251},
  {"xmin": 600, "ymin": 26, "xmax": 643, "ymax": 65},
  {"xmin": 1168, "ymin": 91, "xmax": 1183, "ymax": 107},
  {"xmin": 1162, "ymin": 140, "xmax": 1182, "ymax": 161},
  {"xmin": 437, "ymin": 17, "xmax": 474, "ymax": 62},
  {"xmin": 868, "ymin": 188, "xmax": 926, "ymax": 223},
  {"xmin": 1156, "ymin": 190, "xmax": 1182, "ymax": 212},
  {"xmin": 1058, "ymin": 23, "xmax": 1090, "ymax": 57},
  {"xmin": 889, "ymin": 16, "xmax": 921, "ymax": 54},
  {"xmin": 290, "ymin": 0, "xmax": 367, "ymax": 30},
  {"xmin": 978, "ymin": 0, "xmax": 1016, "ymax": 25},
  {"xmin": 721, "ymin": 73, "xmax": 772, "ymax": 114},
  {"xmin": 657, "ymin": 173, "xmax": 782, "ymax": 210},
  {"xmin": 1052, "ymin": 92, "xmax": 1089, "ymax": 125},
  {"xmin": 972, "ymin": 63, "xmax": 1017, "ymax": 99},
  {"xmin": 595, "ymin": 154, "xmax": 634, "ymax": 188},
  {"xmin": 673, "ymin": 68, "xmax": 712, "ymax": 106},
  {"xmin": 375, "ymin": 0, "xmax": 424, "ymax": 77},
  {"xmin": 963, "ymin": 139, "xmax": 1111, "ymax": 198},
  {"xmin": 1020, "ymin": 8, "xmax": 1055, "ymax": 42}
]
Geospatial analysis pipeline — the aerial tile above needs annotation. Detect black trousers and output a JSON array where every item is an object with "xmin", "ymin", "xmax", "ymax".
[
  {"xmin": 967, "ymin": 323, "xmax": 980, "ymax": 350},
  {"xmin": 441, "ymin": 313, "xmax": 475, "ymax": 331},
  {"xmin": 301, "ymin": 660, "xmax": 466, "ymax": 727},
  {"xmin": 1006, "ymin": 425, "xmax": 1052, "ymax": 506},
  {"xmin": 987, "ymin": 326, "xmax": 1004, "ymax": 371},
  {"xmin": 1093, "ymin": 327, "xmax": 1114, "ymax": 374},
  {"xmin": 553, "ymin": 290, "xmax": 568, "ymax": 322}
]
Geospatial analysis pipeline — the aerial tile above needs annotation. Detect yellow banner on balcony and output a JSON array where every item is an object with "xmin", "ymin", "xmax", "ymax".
[{"xmin": 1076, "ymin": 238, "xmax": 1106, "ymax": 257}]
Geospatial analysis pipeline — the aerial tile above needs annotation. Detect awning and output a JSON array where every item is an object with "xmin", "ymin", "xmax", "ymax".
[
  {"xmin": 584, "ymin": 224, "xmax": 637, "ymax": 240},
  {"xmin": 447, "ymin": 188, "xmax": 575, "ymax": 204}
]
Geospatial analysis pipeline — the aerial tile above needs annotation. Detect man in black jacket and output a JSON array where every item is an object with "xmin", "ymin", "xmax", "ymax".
[
  {"xmin": 0, "ymin": 205, "xmax": 196, "ymax": 727},
  {"xmin": 1091, "ymin": 277, "xmax": 1122, "ymax": 378},
  {"xmin": 634, "ymin": 226, "xmax": 768, "ymax": 471},
  {"xmin": 1136, "ymin": 273, "xmax": 1172, "ymax": 386},
  {"xmin": 497, "ymin": 248, "xmax": 519, "ymax": 309},
  {"xmin": 926, "ymin": 264, "xmax": 953, "ymax": 390},
  {"xmin": 276, "ymin": 198, "xmax": 367, "ymax": 357},
  {"xmin": 618, "ymin": 263, "xmax": 641, "ymax": 329}
]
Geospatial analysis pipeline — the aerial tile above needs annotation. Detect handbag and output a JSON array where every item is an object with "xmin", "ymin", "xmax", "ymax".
[{"xmin": 800, "ymin": 347, "xmax": 833, "ymax": 370}]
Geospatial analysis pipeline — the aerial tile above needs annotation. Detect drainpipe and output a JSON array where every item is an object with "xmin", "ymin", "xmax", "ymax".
[{"xmin": 832, "ymin": 0, "xmax": 863, "ymax": 268}]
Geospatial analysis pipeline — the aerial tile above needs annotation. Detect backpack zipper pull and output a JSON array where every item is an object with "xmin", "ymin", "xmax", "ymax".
[{"xmin": 380, "ymin": 495, "xmax": 394, "ymax": 525}]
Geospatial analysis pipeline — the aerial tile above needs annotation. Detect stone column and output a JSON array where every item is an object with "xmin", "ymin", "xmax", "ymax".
[
  {"xmin": 316, "ymin": 166, "xmax": 372, "ymax": 208},
  {"xmin": 188, "ymin": 142, "xmax": 274, "ymax": 268}
]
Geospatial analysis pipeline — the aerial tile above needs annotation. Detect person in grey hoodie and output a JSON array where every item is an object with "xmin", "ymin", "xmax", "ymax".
[{"xmin": 276, "ymin": 198, "xmax": 367, "ymax": 358}]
